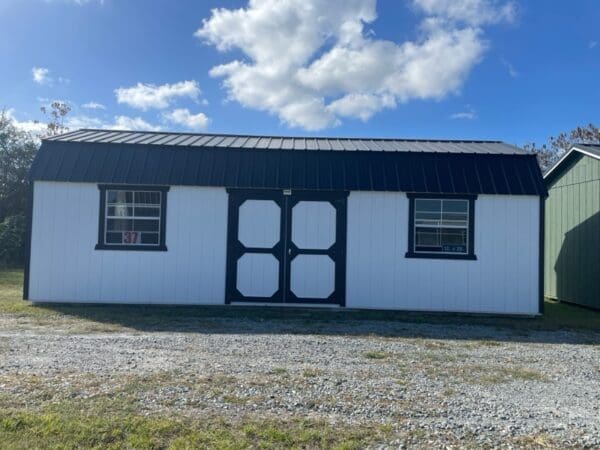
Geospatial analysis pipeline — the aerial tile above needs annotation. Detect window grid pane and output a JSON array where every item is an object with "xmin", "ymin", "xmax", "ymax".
[
  {"xmin": 414, "ymin": 198, "xmax": 470, "ymax": 254},
  {"xmin": 104, "ymin": 190, "xmax": 162, "ymax": 246}
]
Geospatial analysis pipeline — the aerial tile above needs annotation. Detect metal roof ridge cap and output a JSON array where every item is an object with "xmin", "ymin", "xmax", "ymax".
[
  {"xmin": 42, "ymin": 129, "xmax": 86, "ymax": 141},
  {"xmin": 50, "ymin": 128, "xmax": 509, "ymax": 144}
]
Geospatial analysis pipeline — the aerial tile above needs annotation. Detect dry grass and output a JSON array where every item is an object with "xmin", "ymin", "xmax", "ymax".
[
  {"xmin": 363, "ymin": 350, "xmax": 391, "ymax": 360},
  {"xmin": 0, "ymin": 369, "xmax": 394, "ymax": 449}
]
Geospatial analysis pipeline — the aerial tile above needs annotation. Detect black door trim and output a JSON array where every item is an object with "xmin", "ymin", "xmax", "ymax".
[
  {"xmin": 225, "ymin": 189, "xmax": 348, "ymax": 306},
  {"xmin": 284, "ymin": 191, "xmax": 348, "ymax": 306},
  {"xmin": 225, "ymin": 189, "xmax": 285, "ymax": 304}
]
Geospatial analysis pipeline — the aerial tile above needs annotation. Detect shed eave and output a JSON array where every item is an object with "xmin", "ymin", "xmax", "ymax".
[{"xmin": 544, "ymin": 145, "xmax": 600, "ymax": 181}]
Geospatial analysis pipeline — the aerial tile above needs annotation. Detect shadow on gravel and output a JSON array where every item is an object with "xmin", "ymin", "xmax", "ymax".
[{"xmin": 34, "ymin": 301, "xmax": 600, "ymax": 345}]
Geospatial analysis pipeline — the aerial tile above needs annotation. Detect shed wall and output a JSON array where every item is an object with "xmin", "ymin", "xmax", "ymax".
[
  {"xmin": 28, "ymin": 181, "xmax": 228, "ymax": 304},
  {"xmin": 544, "ymin": 154, "xmax": 600, "ymax": 308},
  {"xmin": 28, "ymin": 182, "xmax": 540, "ymax": 313},
  {"xmin": 346, "ymin": 192, "xmax": 540, "ymax": 314}
]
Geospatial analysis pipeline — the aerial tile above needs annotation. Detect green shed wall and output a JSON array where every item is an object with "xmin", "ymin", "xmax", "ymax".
[{"xmin": 544, "ymin": 153, "xmax": 600, "ymax": 309}]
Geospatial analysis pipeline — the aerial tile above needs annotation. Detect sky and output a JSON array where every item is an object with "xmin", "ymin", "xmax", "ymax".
[{"xmin": 0, "ymin": 0, "xmax": 599, "ymax": 147}]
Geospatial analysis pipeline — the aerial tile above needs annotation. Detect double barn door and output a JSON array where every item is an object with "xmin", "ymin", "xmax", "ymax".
[{"xmin": 226, "ymin": 190, "xmax": 348, "ymax": 305}]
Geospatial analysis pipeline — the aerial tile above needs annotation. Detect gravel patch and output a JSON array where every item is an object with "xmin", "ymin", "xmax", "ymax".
[{"xmin": 0, "ymin": 316, "xmax": 598, "ymax": 448}]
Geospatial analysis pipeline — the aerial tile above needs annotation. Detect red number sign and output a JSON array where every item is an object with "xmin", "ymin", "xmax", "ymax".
[{"xmin": 123, "ymin": 231, "xmax": 139, "ymax": 244}]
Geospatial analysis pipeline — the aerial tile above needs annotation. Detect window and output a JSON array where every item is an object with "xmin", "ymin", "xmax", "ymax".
[
  {"xmin": 406, "ymin": 195, "xmax": 476, "ymax": 260},
  {"xmin": 96, "ymin": 185, "xmax": 169, "ymax": 251}
]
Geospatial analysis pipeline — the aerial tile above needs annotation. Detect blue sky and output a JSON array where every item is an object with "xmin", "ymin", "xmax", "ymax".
[{"xmin": 1, "ymin": 0, "xmax": 598, "ymax": 147}]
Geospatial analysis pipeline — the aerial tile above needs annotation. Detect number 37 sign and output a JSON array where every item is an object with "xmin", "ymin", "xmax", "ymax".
[{"xmin": 123, "ymin": 231, "xmax": 140, "ymax": 244}]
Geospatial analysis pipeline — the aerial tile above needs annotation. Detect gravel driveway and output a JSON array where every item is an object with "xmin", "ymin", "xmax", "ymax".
[{"xmin": 0, "ymin": 315, "xmax": 598, "ymax": 448}]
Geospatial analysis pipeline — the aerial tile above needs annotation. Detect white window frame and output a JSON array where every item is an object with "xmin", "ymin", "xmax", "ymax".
[
  {"xmin": 104, "ymin": 189, "xmax": 162, "ymax": 247},
  {"xmin": 413, "ymin": 198, "xmax": 470, "ymax": 255}
]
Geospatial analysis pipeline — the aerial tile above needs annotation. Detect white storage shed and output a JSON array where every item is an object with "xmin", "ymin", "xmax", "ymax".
[{"xmin": 24, "ymin": 129, "xmax": 547, "ymax": 314}]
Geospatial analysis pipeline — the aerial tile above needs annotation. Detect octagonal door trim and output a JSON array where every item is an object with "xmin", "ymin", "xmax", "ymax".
[
  {"xmin": 226, "ymin": 190, "xmax": 285, "ymax": 303},
  {"xmin": 226, "ymin": 189, "xmax": 348, "ymax": 305}
]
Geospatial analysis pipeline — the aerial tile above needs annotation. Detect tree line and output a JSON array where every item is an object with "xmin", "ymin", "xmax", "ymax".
[
  {"xmin": 0, "ymin": 104, "xmax": 598, "ymax": 266},
  {"xmin": 0, "ymin": 102, "xmax": 70, "ymax": 266}
]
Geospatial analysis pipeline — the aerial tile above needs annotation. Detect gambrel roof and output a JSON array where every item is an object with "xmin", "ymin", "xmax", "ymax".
[{"xmin": 30, "ymin": 129, "xmax": 546, "ymax": 196}]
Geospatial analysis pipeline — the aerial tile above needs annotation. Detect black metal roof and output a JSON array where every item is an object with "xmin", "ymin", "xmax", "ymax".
[
  {"xmin": 46, "ymin": 129, "xmax": 526, "ymax": 154},
  {"xmin": 30, "ymin": 129, "xmax": 546, "ymax": 196}
]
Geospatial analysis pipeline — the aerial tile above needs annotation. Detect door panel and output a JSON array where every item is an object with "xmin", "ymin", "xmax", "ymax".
[
  {"xmin": 285, "ymin": 193, "xmax": 347, "ymax": 304},
  {"xmin": 238, "ymin": 200, "xmax": 281, "ymax": 248},
  {"xmin": 226, "ymin": 191, "xmax": 285, "ymax": 303},
  {"xmin": 236, "ymin": 253, "xmax": 280, "ymax": 298},
  {"xmin": 291, "ymin": 201, "xmax": 336, "ymax": 249},
  {"xmin": 226, "ymin": 190, "xmax": 347, "ymax": 305},
  {"xmin": 290, "ymin": 254, "xmax": 335, "ymax": 299}
]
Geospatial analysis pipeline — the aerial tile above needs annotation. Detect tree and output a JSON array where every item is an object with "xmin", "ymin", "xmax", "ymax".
[
  {"xmin": 0, "ymin": 111, "xmax": 39, "ymax": 266},
  {"xmin": 524, "ymin": 123, "xmax": 600, "ymax": 172},
  {"xmin": 0, "ymin": 111, "xmax": 38, "ymax": 221},
  {"xmin": 40, "ymin": 101, "xmax": 71, "ymax": 136},
  {"xmin": 0, "ymin": 215, "xmax": 27, "ymax": 266},
  {"xmin": 0, "ymin": 104, "xmax": 72, "ymax": 266}
]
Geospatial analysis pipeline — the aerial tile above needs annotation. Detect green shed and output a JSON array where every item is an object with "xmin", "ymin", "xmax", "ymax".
[{"xmin": 544, "ymin": 144, "xmax": 600, "ymax": 309}]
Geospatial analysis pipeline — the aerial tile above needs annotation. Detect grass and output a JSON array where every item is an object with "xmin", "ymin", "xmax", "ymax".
[
  {"xmin": 463, "ymin": 366, "xmax": 547, "ymax": 385},
  {"xmin": 363, "ymin": 350, "xmax": 391, "ymax": 360},
  {"xmin": 0, "ymin": 270, "xmax": 35, "ymax": 316},
  {"xmin": 302, "ymin": 368, "xmax": 322, "ymax": 378},
  {"xmin": 0, "ymin": 371, "xmax": 393, "ymax": 449},
  {"xmin": 0, "ymin": 409, "xmax": 392, "ymax": 450},
  {"xmin": 3, "ymin": 269, "xmax": 599, "ymax": 333}
]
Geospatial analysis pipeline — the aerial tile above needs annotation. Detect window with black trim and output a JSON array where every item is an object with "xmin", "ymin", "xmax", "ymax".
[
  {"xmin": 96, "ymin": 185, "xmax": 169, "ymax": 251},
  {"xmin": 406, "ymin": 195, "xmax": 476, "ymax": 260}
]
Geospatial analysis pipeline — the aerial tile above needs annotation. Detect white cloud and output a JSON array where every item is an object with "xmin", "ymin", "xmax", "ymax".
[
  {"xmin": 327, "ymin": 93, "xmax": 396, "ymax": 121},
  {"xmin": 66, "ymin": 115, "xmax": 105, "ymax": 129},
  {"xmin": 44, "ymin": 0, "xmax": 105, "ymax": 4},
  {"xmin": 114, "ymin": 81, "xmax": 201, "ymax": 111},
  {"xmin": 411, "ymin": 0, "xmax": 517, "ymax": 26},
  {"xmin": 589, "ymin": 41, "xmax": 598, "ymax": 49},
  {"xmin": 64, "ymin": 114, "xmax": 161, "ymax": 132},
  {"xmin": 81, "ymin": 101, "xmax": 106, "ymax": 110},
  {"xmin": 450, "ymin": 104, "xmax": 477, "ymax": 120},
  {"xmin": 31, "ymin": 67, "xmax": 69, "ymax": 86},
  {"xmin": 32, "ymin": 67, "xmax": 51, "ymax": 85},
  {"xmin": 107, "ymin": 115, "xmax": 161, "ymax": 131},
  {"xmin": 197, "ymin": 0, "xmax": 513, "ymax": 130},
  {"xmin": 163, "ymin": 108, "xmax": 209, "ymax": 130},
  {"xmin": 500, "ymin": 58, "xmax": 518, "ymax": 78},
  {"xmin": 450, "ymin": 111, "xmax": 476, "ymax": 120},
  {"xmin": 5, "ymin": 109, "xmax": 47, "ymax": 135}
]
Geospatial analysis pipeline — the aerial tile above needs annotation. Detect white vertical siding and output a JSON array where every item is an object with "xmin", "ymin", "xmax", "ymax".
[
  {"xmin": 346, "ymin": 192, "xmax": 540, "ymax": 315},
  {"xmin": 29, "ymin": 182, "xmax": 540, "ymax": 313},
  {"xmin": 29, "ymin": 181, "xmax": 228, "ymax": 304}
]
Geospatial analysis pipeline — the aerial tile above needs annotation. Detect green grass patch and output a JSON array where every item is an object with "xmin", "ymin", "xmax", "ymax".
[
  {"xmin": 0, "ymin": 409, "xmax": 391, "ymax": 450},
  {"xmin": 0, "ymin": 372, "xmax": 392, "ymax": 449},
  {"xmin": 3, "ymin": 269, "xmax": 600, "ymax": 333},
  {"xmin": 0, "ymin": 270, "xmax": 36, "ymax": 316}
]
